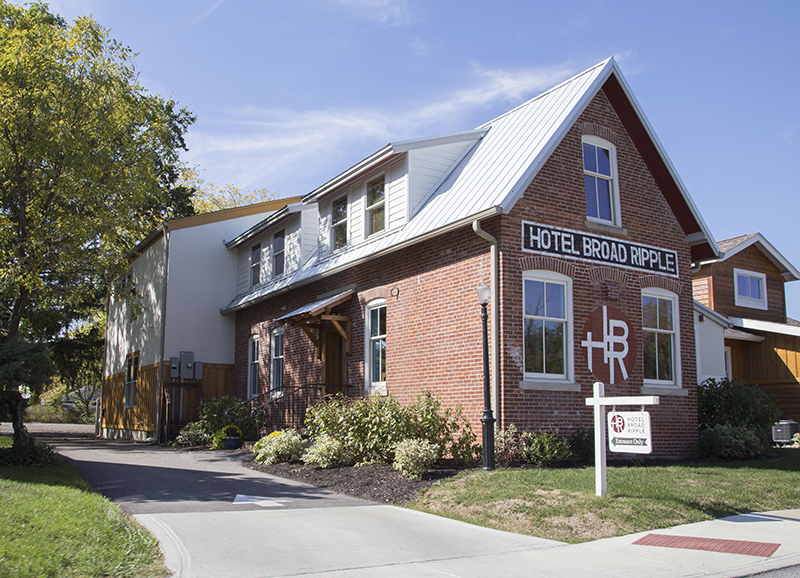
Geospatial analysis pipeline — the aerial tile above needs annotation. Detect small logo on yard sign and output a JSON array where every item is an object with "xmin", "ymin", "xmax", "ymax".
[{"xmin": 581, "ymin": 306, "xmax": 636, "ymax": 385}]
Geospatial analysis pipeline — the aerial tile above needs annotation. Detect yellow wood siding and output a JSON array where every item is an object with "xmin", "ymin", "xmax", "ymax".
[{"xmin": 101, "ymin": 362, "xmax": 160, "ymax": 432}]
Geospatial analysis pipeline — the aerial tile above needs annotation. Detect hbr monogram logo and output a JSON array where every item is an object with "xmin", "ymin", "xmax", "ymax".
[{"xmin": 581, "ymin": 306, "xmax": 637, "ymax": 385}]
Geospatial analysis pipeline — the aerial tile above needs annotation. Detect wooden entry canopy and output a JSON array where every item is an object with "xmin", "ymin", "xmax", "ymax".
[{"xmin": 276, "ymin": 289, "xmax": 354, "ymax": 359}]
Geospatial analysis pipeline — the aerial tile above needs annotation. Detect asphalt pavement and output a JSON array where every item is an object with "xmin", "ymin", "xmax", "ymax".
[{"xmin": 8, "ymin": 422, "xmax": 800, "ymax": 578}]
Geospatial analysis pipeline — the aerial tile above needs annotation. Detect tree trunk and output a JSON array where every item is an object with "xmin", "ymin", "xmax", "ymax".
[{"xmin": 1, "ymin": 390, "xmax": 33, "ymax": 452}]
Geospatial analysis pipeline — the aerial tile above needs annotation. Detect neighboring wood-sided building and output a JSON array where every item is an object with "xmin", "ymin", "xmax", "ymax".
[
  {"xmin": 102, "ymin": 198, "xmax": 299, "ymax": 441},
  {"xmin": 693, "ymin": 233, "xmax": 800, "ymax": 419},
  {"xmin": 223, "ymin": 58, "xmax": 719, "ymax": 459}
]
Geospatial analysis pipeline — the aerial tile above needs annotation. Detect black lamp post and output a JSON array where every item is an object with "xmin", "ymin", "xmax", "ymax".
[{"xmin": 477, "ymin": 282, "xmax": 495, "ymax": 470}]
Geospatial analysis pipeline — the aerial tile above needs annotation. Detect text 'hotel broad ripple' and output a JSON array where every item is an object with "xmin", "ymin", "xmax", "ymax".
[{"xmin": 522, "ymin": 221, "xmax": 679, "ymax": 277}]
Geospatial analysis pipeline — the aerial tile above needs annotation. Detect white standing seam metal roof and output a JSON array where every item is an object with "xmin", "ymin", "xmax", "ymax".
[{"xmin": 222, "ymin": 58, "xmax": 717, "ymax": 314}]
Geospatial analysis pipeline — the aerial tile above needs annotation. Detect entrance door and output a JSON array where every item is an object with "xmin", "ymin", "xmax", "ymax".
[{"xmin": 322, "ymin": 329, "xmax": 347, "ymax": 395}]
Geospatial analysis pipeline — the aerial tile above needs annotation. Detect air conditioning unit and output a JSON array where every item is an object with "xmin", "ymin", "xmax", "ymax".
[{"xmin": 772, "ymin": 420, "xmax": 800, "ymax": 444}]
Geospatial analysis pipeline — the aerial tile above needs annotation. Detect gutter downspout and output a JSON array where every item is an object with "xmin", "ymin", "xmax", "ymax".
[
  {"xmin": 155, "ymin": 224, "xmax": 170, "ymax": 444},
  {"xmin": 472, "ymin": 220, "xmax": 500, "ymax": 429}
]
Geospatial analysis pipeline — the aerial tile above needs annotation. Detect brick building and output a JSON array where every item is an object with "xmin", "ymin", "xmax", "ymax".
[{"xmin": 222, "ymin": 58, "xmax": 719, "ymax": 459}]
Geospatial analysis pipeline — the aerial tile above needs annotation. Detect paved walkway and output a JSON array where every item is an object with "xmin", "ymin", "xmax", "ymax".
[{"xmin": 7, "ymin": 422, "xmax": 800, "ymax": 577}]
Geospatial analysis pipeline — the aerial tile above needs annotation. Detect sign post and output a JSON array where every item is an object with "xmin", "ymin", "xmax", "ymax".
[{"xmin": 585, "ymin": 383, "xmax": 659, "ymax": 496}]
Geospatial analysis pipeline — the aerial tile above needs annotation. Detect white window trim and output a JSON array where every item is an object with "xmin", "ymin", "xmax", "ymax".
[
  {"xmin": 365, "ymin": 174, "xmax": 386, "ymax": 237},
  {"xmin": 247, "ymin": 334, "xmax": 260, "ymax": 399},
  {"xmin": 519, "ymin": 270, "xmax": 575, "ymax": 390},
  {"xmin": 365, "ymin": 298, "xmax": 387, "ymax": 396},
  {"xmin": 250, "ymin": 243, "xmax": 261, "ymax": 287},
  {"xmin": 733, "ymin": 268, "xmax": 768, "ymax": 311},
  {"xmin": 582, "ymin": 135, "xmax": 622, "ymax": 228},
  {"xmin": 331, "ymin": 195, "xmax": 349, "ymax": 253},
  {"xmin": 641, "ymin": 287, "xmax": 682, "ymax": 389},
  {"xmin": 270, "ymin": 327, "xmax": 284, "ymax": 397}
]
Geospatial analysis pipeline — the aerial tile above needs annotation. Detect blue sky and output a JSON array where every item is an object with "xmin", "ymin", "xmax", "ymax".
[{"xmin": 27, "ymin": 1, "xmax": 800, "ymax": 319}]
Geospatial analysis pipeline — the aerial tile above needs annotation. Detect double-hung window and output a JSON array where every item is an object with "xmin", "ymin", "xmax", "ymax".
[
  {"xmin": 642, "ymin": 288, "xmax": 680, "ymax": 386},
  {"xmin": 124, "ymin": 353, "xmax": 138, "ymax": 409},
  {"xmin": 270, "ymin": 328, "xmax": 284, "ymax": 395},
  {"xmin": 272, "ymin": 230, "xmax": 285, "ymax": 278},
  {"xmin": 248, "ymin": 335, "xmax": 259, "ymax": 399},
  {"xmin": 332, "ymin": 196, "xmax": 348, "ymax": 251},
  {"xmin": 523, "ymin": 271, "xmax": 572, "ymax": 382},
  {"xmin": 365, "ymin": 299, "xmax": 387, "ymax": 394},
  {"xmin": 365, "ymin": 176, "xmax": 385, "ymax": 236},
  {"xmin": 250, "ymin": 244, "xmax": 261, "ymax": 287},
  {"xmin": 582, "ymin": 136, "xmax": 620, "ymax": 226},
  {"xmin": 734, "ymin": 268, "xmax": 767, "ymax": 310}
]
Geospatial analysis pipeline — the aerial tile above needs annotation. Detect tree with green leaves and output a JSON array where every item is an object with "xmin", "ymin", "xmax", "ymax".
[
  {"xmin": 0, "ymin": 2, "xmax": 195, "ymax": 448},
  {"xmin": 51, "ymin": 316, "xmax": 104, "ymax": 418}
]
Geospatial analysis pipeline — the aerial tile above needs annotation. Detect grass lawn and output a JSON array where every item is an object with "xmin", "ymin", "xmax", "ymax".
[
  {"xmin": 409, "ymin": 449, "xmax": 800, "ymax": 544},
  {"xmin": 0, "ymin": 436, "xmax": 167, "ymax": 578}
]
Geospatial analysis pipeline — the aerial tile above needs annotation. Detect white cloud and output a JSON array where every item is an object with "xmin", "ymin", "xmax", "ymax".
[
  {"xmin": 334, "ymin": 0, "xmax": 413, "ymax": 26},
  {"xmin": 183, "ymin": 63, "xmax": 578, "ymax": 194},
  {"xmin": 190, "ymin": 0, "xmax": 226, "ymax": 25}
]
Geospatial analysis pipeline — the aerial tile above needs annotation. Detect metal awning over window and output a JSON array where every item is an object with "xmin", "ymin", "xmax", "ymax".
[{"xmin": 276, "ymin": 289, "xmax": 355, "ymax": 358}]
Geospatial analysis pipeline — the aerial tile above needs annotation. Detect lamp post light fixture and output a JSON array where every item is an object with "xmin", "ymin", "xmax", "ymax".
[{"xmin": 477, "ymin": 282, "xmax": 495, "ymax": 470}]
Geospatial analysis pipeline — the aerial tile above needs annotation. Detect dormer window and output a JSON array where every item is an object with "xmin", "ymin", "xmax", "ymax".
[
  {"xmin": 250, "ymin": 243, "xmax": 261, "ymax": 287},
  {"xmin": 272, "ymin": 230, "xmax": 285, "ymax": 278},
  {"xmin": 366, "ymin": 176, "xmax": 385, "ymax": 236},
  {"xmin": 582, "ymin": 136, "xmax": 620, "ymax": 227},
  {"xmin": 332, "ymin": 196, "xmax": 348, "ymax": 251},
  {"xmin": 734, "ymin": 268, "xmax": 767, "ymax": 310}
]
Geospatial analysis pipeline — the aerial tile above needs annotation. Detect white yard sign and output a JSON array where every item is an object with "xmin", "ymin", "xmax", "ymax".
[{"xmin": 607, "ymin": 411, "xmax": 652, "ymax": 454}]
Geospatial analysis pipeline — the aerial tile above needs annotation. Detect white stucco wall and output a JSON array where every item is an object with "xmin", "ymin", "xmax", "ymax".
[
  {"xmin": 163, "ymin": 214, "xmax": 266, "ymax": 365},
  {"xmin": 104, "ymin": 234, "xmax": 167, "ymax": 377}
]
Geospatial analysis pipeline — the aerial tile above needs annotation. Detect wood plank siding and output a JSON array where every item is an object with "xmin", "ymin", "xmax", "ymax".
[{"xmin": 727, "ymin": 333, "xmax": 800, "ymax": 420}]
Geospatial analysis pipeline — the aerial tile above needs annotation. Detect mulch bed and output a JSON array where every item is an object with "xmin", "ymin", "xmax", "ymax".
[{"xmin": 247, "ymin": 459, "xmax": 465, "ymax": 504}]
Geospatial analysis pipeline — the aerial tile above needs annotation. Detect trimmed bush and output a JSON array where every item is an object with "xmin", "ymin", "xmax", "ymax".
[
  {"xmin": 253, "ymin": 430, "xmax": 302, "ymax": 464},
  {"xmin": 173, "ymin": 421, "xmax": 211, "ymax": 447},
  {"xmin": 302, "ymin": 434, "xmax": 354, "ymax": 468},
  {"xmin": 699, "ymin": 424, "xmax": 766, "ymax": 459},
  {"xmin": 198, "ymin": 395, "xmax": 266, "ymax": 441},
  {"xmin": 525, "ymin": 431, "xmax": 572, "ymax": 467},
  {"xmin": 698, "ymin": 378, "xmax": 780, "ymax": 443},
  {"xmin": 495, "ymin": 424, "xmax": 528, "ymax": 467},
  {"xmin": 393, "ymin": 438, "xmax": 439, "ymax": 479}
]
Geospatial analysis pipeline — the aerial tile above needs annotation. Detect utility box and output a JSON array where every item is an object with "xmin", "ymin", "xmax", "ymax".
[
  {"xmin": 170, "ymin": 357, "xmax": 180, "ymax": 379},
  {"xmin": 772, "ymin": 420, "xmax": 800, "ymax": 444},
  {"xmin": 179, "ymin": 351, "xmax": 194, "ymax": 380}
]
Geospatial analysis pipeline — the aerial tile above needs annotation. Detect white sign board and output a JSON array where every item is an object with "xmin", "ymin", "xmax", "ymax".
[{"xmin": 607, "ymin": 411, "xmax": 652, "ymax": 454}]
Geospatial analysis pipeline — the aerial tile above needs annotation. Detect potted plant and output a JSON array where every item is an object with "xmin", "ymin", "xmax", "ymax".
[{"xmin": 222, "ymin": 424, "xmax": 243, "ymax": 450}]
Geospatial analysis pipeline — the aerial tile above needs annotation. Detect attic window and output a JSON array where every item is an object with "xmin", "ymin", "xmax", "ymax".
[
  {"xmin": 734, "ymin": 268, "xmax": 767, "ymax": 310},
  {"xmin": 582, "ymin": 136, "xmax": 620, "ymax": 227},
  {"xmin": 273, "ymin": 230, "xmax": 285, "ymax": 278},
  {"xmin": 332, "ymin": 196, "xmax": 348, "ymax": 251},
  {"xmin": 250, "ymin": 244, "xmax": 261, "ymax": 287},
  {"xmin": 366, "ymin": 176, "xmax": 385, "ymax": 236}
]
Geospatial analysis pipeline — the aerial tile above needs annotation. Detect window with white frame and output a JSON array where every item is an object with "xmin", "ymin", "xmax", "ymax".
[
  {"xmin": 365, "ymin": 176, "xmax": 385, "ymax": 236},
  {"xmin": 270, "ymin": 328, "xmax": 284, "ymax": 395},
  {"xmin": 250, "ymin": 243, "xmax": 261, "ymax": 287},
  {"xmin": 248, "ymin": 335, "xmax": 259, "ymax": 399},
  {"xmin": 332, "ymin": 196, "xmax": 348, "ymax": 251},
  {"xmin": 734, "ymin": 268, "xmax": 768, "ymax": 310},
  {"xmin": 642, "ymin": 288, "xmax": 681, "ymax": 386},
  {"xmin": 582, "ymin": 136, "xmax": 620, "ymax": 226},
  {"xmin": 124, "ymin": 353, "xmax": 138, "ymax": 409},
  {"xmin": 272, "ymin": 230, "xmax": 285, "ymax": 278},
  {"xmin": 523, "ymin": 271, "xmax": 573, "ymax": 382},
  {"xmin": 365, "ymin": 299, "xmax": 386, "ymax": 393}
]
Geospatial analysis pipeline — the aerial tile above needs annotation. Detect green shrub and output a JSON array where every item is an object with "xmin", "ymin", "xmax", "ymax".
[
  {"xmin": 302, "ymin": 434, "xmax": 354, "ymax": 468},
  {"xmin": 525, "ymin": 431, "xmax": 572, "ymax": 467},
  {"xmin": 393, "ymin": 438, "xmax": 439, "ymax": 479},
  {"xmin": 173, "ymin": 421, "xmax": 211, "ymax": 447},
  {"xmin": 698, "ymin": 378, "xmax": 780, "ymax": 442},
  {"xmin": 569, "ymin": 428, "xmax": 594, "ymax": 463},
  {"xmin": 699, "ymin": 424, "xmax": 766, "ymax": 459},
  {"xmin": 305, "ymin": 391, "xmax": 477, "ymax": 465},
  {"xmin": 198, "ymin": 395, "xmax": 266, "ymax": 441},
  {"xmin": 0, "ymin": 440, "xmax": 60, "ymax": 466},
  {"xmin": 210, "ymin": 429, "xmax": 226, "ymax": 450},
  {"xmin": 24, "ymin": 404, "xmax": 89, "ymax": 424},
  {"xmin": 495, "ymin": 424, "xmax": 529, "ymax": 466},
  {"xmin": 253, "ymin": 430, "xmax": 302, "ymax": 464}
]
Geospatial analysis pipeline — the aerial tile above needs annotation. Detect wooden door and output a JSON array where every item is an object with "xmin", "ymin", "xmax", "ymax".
[{"xmin": 322, "ymin": 329, "xmax": 347, "ymax": 395}]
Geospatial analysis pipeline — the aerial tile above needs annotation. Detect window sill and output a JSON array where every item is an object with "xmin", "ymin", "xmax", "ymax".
[
  {"xmin": 367, "ymin": 384, "xmax": 388, "ymax": 397},
  {"xmin": 640, "ymin": 385, "xmax": 688, "ymax": 397},
  {"xmin": 519, "ymin": 380, "xmax": 581, "ymax": 392},
  {"xmin": 584, "ymin": 219, "xmax": 627, "ymax": 237}
]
